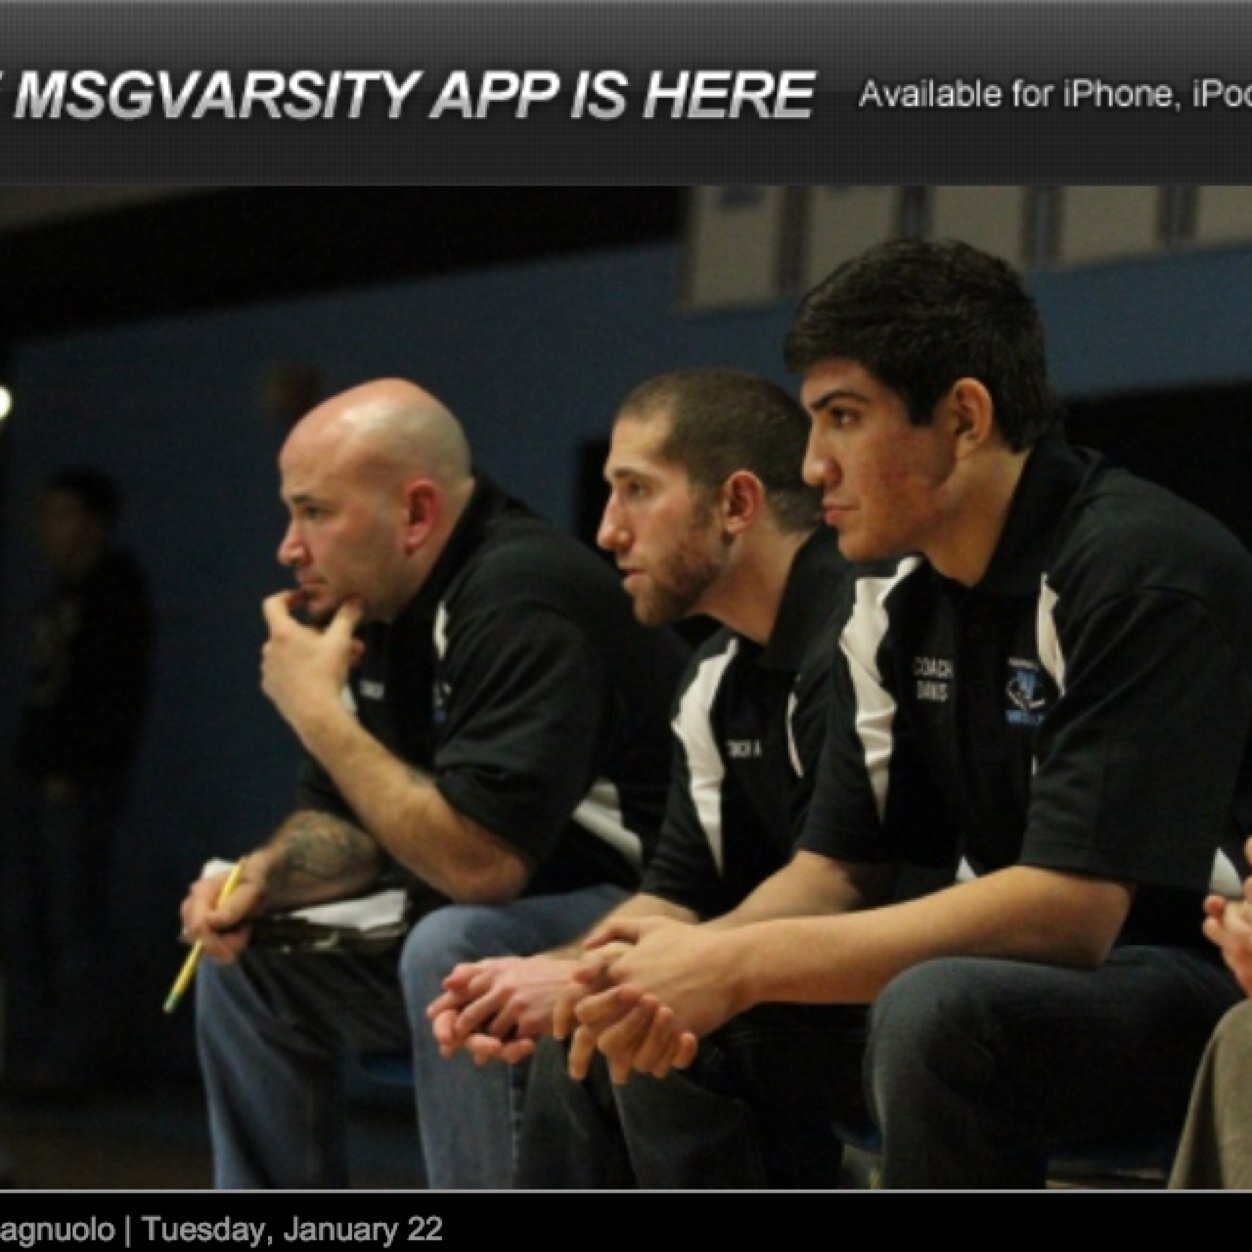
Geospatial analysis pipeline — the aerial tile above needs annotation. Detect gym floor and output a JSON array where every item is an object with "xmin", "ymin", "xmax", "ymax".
[{"xmin": 0, "ymin": 1078, "xmax": 421, "ymax": 1190}]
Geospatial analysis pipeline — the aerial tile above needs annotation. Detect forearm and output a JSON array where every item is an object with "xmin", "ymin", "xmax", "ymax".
[
  {"xmin": 721, "ymin": 865, "xmax": 1134, "ymax": 1010},
  {"xmin": 247, "ymin": 809, "xmax": 385, "ymax": 912},
  {"xmin": 609, "ymin": 892, "xmax": 698, "ymax": 929},
  {"xmin": 704, "ymin": 851, "xmax": 889, "ymax": 931},
  {"xmin": 295, "ymin": 702, "xmax": 530, "ymax": 904}
]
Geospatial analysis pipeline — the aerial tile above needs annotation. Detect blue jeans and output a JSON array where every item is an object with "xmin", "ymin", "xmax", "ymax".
[
  {"xmin": 865, "ymin": 947, "xmax": 1241, "ymax": 1188},
  {"xmin": 196, "ymin": 882, "xmax": 625, "ymax": 1189},
  {"xmin": 516, "ymin": 1003, "xmax": 869, "ymax": 1189}
]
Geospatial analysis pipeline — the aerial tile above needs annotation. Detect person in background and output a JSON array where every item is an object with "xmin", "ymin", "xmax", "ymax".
[
  {"xmin": 179, "ymin": 378, "xmax": 685, "ymax": 1189},
  {"xmin": 2, "ymin": 468, "xmax": 152, "ymax": 1103},
  {"xmin": 427, "ymin": 368, "xmax": 862, "ymax": 1187}
]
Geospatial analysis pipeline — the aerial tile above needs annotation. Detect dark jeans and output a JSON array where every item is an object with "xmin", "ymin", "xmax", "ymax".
[
  {"xmin": 866, "ymin": 947, "xmax": 1241, "ymax": 1188},
  {"xmin": 518, "ymin": 945, "xmax": 1239, "ymax": 1190},
  {"xmin": 516, "ymin": 1003, "xmax": 869, "ymax": 1189}
]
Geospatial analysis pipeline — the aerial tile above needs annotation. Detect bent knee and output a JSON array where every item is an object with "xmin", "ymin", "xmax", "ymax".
[
  {"xmin": 871, "ymin": 958, "xmax": 994, "ymax": 1035},
  {"xmin": 399, "ymin": 902, "xmax": 511, "ymax": 986},
  {"xmin": 866, "ymin": 957, "xmax": 1010, "ymax": 1083}
]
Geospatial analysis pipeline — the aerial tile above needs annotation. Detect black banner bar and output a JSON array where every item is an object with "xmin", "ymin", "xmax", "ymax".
[{"xmin": 0, "ymin": 2, "xmax": 1248, "ymax": 183}]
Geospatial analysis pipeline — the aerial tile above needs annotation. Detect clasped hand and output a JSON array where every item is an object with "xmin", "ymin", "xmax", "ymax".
[
  {"xmin": 558, "ymin": 917, "xmax": 741, "ymax": 1086},
  {"xmin": 426, "ymin": 955, "xmax": 578, "ymax": 1067},
  {"xmin": 423, "ymin": 919, "xmax": 736, "ymax": 1085}
]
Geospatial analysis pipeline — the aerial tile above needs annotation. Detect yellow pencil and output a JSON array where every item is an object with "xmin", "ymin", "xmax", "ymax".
[{"xmin": 163, "ymin": 858, "xmax": 247, "ymax": 1014}]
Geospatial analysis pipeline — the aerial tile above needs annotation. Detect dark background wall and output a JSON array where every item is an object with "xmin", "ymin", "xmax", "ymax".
[{"xmin": 1, "ymin": 188, "xmax": 1251, "ymax": 1080}]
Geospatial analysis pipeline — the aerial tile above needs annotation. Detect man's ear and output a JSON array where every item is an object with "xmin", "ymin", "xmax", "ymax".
[
  {"xmin": 401, "ymin": 479, "xmax": 440, "ymax": 552},
  {"xmin": 720, "ymin": 470, "xmax": 766, "ymax": 536},
  {"xmin": 944, "ymin": 378, "xmax": 996, "ymax": 460}
]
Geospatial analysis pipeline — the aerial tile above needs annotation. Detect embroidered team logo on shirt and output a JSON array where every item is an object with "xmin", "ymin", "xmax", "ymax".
[{"xmin": 1005, "ymin": 657, "xmax": 1050, "ymax": 727}]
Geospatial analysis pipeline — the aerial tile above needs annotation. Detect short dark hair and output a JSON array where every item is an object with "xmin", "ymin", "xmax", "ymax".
[
  {"xmin": 45, "ymin": 467, "xmax": 122, "ymax": 526},
  {"xmin": 784, "ymin": 239, "xmax": 1061, "ymax": 451},
  {"xmin": 619, "ymin": 367, "xmax": 820, "ymax": 532}
]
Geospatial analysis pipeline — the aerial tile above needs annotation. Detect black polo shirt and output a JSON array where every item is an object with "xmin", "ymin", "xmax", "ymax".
[
  {"xmin": 298, "ymin": 477, "xmax": 689, "ymax": 896},
  {"xmin": 801, "ymin": 437, "xmax": 1252, "ymax": 948},
  {"xmin": 642, "ymin": 528, "xmax": 851, "ymax": 917}
]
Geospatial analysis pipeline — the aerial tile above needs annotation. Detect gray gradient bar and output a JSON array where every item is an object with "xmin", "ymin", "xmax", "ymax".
[{"xmin": 0, "ymin": 2, "xmax": 1247, "ymax": 182}]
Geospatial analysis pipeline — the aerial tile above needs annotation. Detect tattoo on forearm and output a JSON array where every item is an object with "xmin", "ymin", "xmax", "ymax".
[{"xmin": 270, "ymin": 812, "xmax": 378, "ymax": 892}]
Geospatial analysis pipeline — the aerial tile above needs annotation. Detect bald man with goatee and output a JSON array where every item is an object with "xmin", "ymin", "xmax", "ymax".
[{"xmin": 180, "ymin": 379, "xmax": 686, "ymax": 1189}]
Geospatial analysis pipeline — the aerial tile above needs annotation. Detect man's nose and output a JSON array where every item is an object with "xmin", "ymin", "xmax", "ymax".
[
  {"xmin": 277, "ymin": 524, "xmax": 306, "ymax": 566},
  {"xmin": 802, "ymin": 435, "xmax": 838, "ymax": 489},
  {"xmin": 597, "ymin": 500, "xmax": 628, "ymax": 553}
]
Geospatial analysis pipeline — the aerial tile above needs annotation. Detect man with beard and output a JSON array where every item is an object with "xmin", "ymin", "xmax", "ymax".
[
  {"xmin": 179, "ymin": 377, "xmax": 685, "ymax": 1189},
  {"xmin": 562, "ymin": 241, "xmax": 1252, "ymax": 1189},
  {"xmin": 427, "ymin": 368, "xmax": 862, "ymax": 1187}
]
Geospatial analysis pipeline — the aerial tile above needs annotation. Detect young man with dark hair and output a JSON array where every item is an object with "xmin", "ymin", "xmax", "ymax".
[
  {"xmin": 427, "ymin": 367, "xmax": 861, "ymax": 1187},
  {"xmin": 569, "ymin": 240, "xmax": 1252, "ymax": 1188}
]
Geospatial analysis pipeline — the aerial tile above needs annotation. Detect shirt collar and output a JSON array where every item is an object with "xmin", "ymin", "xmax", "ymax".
[
  {"xmin": 393, "ymin": 475, "xmax": 516, "ymax": 630},
  {"xmin": 974, "ymin": 434, "xmax": 1097, "ymax": 597},
  {"xmin": 760, "ymin": 527, "xmax": 849, "ymax": 670}
]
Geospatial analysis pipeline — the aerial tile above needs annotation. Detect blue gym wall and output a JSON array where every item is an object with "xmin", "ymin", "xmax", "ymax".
[{"xmin": 1, "ymin": 234, "xmax": 1250, "ymax": 1078}]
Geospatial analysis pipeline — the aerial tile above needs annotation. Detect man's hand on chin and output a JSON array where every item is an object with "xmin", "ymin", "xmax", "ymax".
[{"xmin": 261, "ymin": 593, "xmax": 365, "ymax": 735}]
